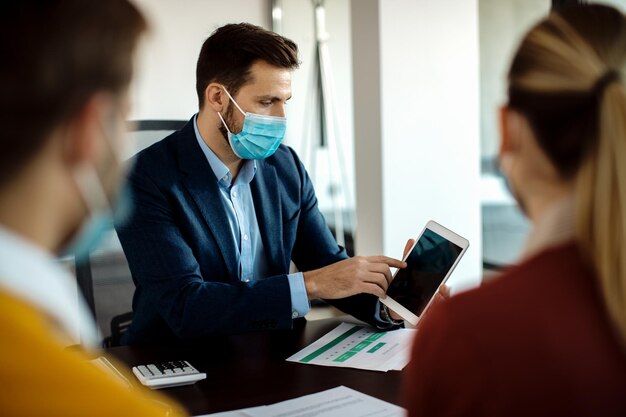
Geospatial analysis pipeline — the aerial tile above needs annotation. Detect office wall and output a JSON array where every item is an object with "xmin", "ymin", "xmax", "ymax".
[
  {"xmin": 353, "ymin": 0, "xmax": 482, "ymax": 292},
  {"xmin": 278, "ymin": 0, "xmax": 355, "ymax": 213},
  {"xmin": 479, "ymin": 0, "xmax": 550, "ymax": 158},
  {"xmin": 595, "ymin": 0, "xmax": 626, "ymax": 10},
  {"xmin": 129, "ymin": 0, "xmax": 270, "ymax": 120},
  {"xmin": 351, "ymin": 1, "xmax": 383, "ymax": 258}
]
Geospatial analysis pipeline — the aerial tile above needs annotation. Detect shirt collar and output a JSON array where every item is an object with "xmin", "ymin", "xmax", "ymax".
[
  {"xmin": 0, "ymin": 225, "xmax": 100, "ymax": 347},
  {"xmin": 193, "ymin": 114, "xmax": 256, "ymax": 187}
]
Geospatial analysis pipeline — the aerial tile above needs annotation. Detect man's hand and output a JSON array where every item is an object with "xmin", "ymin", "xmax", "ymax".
[
  {"xmin": 303, "ymin": 256, "xmax": 407, "ymax": 300},
  {"xmin": 402, "ymin": 238, "xmax": 416, "ymax": 260}
]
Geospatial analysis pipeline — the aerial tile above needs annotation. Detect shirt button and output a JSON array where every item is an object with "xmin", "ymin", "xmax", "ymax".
[
  {"xmin": 292, "ymin": 311, "xmax": 299, "ymax": 319},
  {"xmin": 244, "ymin": 278, "xmax": 250, "ymax": 283},
  {"xmin": 243, "ymin": 234, "xmax": 249, "ymax": 241},
  {"xmin": 232, "ymin": 191, "xmax": 238, "ymax": 198},
  {"xmin": 222, "ymin": 176, "xmax": 228, "ymax": 181}
]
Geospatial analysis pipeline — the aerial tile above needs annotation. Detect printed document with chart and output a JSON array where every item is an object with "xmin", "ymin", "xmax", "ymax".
[{"xmin": 286, "ymin": 322, "xmax": 416, "ymax": 371}]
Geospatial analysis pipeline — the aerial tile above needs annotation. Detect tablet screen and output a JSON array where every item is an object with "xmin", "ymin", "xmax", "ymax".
[{"xmin": 386, "ymin": 227, "xmax": 463, "ymax": 317}]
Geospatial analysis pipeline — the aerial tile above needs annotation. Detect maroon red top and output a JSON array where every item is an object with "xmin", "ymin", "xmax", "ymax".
[{"xmin": 405, "ymin": 242, "xmax": 626, "ymax": 417}]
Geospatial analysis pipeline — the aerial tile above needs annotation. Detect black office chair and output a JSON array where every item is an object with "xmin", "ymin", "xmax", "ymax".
[
  {"xmin": 106, "ymin": 312, "xmax": 134, "ymax": 348},
  {"xmin": 75, "ymin": 120, "xmax": 187, "ymax": 347},
  {"xmin": 75, "ymin": 243, "xmax": 136, "ymax": 348}
]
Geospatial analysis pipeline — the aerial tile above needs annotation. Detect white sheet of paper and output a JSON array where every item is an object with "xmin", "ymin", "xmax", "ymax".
[
  {"xmin": 286, "ymin": 322, "xmax": 415, "ymax": 372},
  {"xmin": 196, "ymin": 386, "xmax": 406, "ymax": 417},
  {"xmin": 254, "ymin": 386, "xmax": 405, "ymax": 417},
  {"xmin": 195, "ymin": 406, "xmax": 263, "ymax": 417}
]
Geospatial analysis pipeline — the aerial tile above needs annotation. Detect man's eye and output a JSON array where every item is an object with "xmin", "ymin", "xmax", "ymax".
[{"xmin": 260, "ymin": 101, "xmax": 272, "ymax": 106}]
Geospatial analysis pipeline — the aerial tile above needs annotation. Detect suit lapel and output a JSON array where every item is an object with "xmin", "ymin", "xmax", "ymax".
[
  {"xmin": 176, "ymin": 119, "xmax": 239, "ymax": 280},
  {"xmin": 251, "ymin": 161, "xmax": 286, "ymax": 273}
]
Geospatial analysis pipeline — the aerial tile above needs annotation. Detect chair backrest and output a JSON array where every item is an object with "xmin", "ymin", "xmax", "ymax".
[
  {"xmin": 81, "ymin": 232, "xmax": 134, "ymax": 347},
  {"xmin": 75, "ymin": 120, "xmax": 187, "ymax": 346}
]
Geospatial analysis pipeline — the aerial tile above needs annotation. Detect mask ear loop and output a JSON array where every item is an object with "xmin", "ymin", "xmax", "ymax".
[
  {"xmin": 72, "ymin": 118, "xmax": 123, "ymax": 216},
  {"xmin": 217, "ymin": 86, "xmax": 247, "ymax": 135},
  {"xmin": 221, "ymin": 86, "xmax": 247, "ymax": 116},
  {"xmin": 217, "ymin": 112, "xmax": 233, "ymax": 134},
  {"xmin": 73, "ymin": 163, "xmax": 113, "ymax": 217}
]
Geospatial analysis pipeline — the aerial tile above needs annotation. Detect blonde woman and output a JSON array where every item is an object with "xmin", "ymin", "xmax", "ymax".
[{"xmin": 406, "ymin": 5, "xmax": 626, "ymax": 416}]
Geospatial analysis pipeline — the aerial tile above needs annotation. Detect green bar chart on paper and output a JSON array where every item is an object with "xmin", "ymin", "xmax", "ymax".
[{"xmin": 286, "ymin": 322, "xmax": 416, "ymax": 372}]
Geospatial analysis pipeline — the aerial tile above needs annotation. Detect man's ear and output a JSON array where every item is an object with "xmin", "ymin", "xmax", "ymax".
[
  {"xmin": 205, "ymin": 83, "xmax": 229, "ymax": 113},
  {"xmin": 62, "ymin": 94, "xmax": 109, "ymax": 169}
]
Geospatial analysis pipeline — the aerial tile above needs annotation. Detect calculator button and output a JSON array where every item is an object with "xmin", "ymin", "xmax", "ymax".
[
  {"xmin": 137, "ymin": 365, "xmax": 152, "ymax": 376},
  {"xmin": 182, "ymin": 367, "xmax": 194, "ymax": 373},
  {"xmin": 147, "ymin": 364, "xmax": 162, "ymax": 375}
]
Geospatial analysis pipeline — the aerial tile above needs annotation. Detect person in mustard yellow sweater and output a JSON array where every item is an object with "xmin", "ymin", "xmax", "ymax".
[{"xmin": 0, "ymin": 1, "xmax": 186, "ymax": 416}]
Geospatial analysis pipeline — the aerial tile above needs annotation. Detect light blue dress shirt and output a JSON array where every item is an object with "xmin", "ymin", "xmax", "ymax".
[{"xmin": 193, "ymin": 115, "xmax": 310, "ymax": 319}]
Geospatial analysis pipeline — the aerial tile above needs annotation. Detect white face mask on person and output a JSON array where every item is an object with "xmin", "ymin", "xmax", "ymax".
[{"xmin": 61, "ymin": 117, "xmax": 133, "ymax": 261}]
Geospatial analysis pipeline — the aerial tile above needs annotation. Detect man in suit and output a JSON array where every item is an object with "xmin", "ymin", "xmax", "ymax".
[{"xmin": 117, "ymin": 23, "xmax": 405, "ymax": 345}]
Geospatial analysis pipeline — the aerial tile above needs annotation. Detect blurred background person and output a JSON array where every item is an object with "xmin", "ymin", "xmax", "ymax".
[
  {"xmin": 0, "ymin": 1, "xmax": 185, "ymax": 415},
  {"xmin": 405, "ymin": 4, "xmax": 626, "ymax": 416}
]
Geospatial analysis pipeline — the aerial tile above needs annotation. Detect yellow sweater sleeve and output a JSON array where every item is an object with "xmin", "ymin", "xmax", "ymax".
[{"xmin": 0, "ymin": 290, "xmax": 187, "ymax": 417}]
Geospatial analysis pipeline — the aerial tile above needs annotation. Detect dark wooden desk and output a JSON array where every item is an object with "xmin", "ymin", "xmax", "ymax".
[{"xmin": 107, "ymin": 318, "xmax": 406, "ymax": 415}]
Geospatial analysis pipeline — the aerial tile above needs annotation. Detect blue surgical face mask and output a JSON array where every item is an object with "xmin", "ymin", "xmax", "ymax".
[
  {"xmin": 217, "ymin": 87, "xmax": 287, "ymax": 160},
  {"xmin": 61, "ymin": 121, "xmax": 133, "ymax": 262}
]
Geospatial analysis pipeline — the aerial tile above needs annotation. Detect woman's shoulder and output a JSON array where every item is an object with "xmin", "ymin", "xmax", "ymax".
[{"xmin": 444, "ymin": 242, "xmax": 588, "ymax": 325}]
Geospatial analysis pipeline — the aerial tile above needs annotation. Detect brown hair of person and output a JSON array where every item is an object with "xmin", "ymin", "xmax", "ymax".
[
  {"xmin": 195, "ymin": 23, "xmax": 299, "ymax": 108},
  {"xmin": 0, "ymin": 0, "xmax": 147, "ymax": 188}
]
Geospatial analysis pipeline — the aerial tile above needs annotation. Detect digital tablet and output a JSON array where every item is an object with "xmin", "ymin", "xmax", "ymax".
[{"xmin": 380, "ymin": 220, "xmax": 469, "ymax": 326}]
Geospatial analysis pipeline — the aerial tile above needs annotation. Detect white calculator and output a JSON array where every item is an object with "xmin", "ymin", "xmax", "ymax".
[{"xmin": 132, "ymin": 360, "xmax": 207, "ymax": 389}]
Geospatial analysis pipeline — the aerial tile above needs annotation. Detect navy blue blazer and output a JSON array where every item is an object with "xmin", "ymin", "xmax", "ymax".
[{"xmin": 117, "ymin": 117, "xmax": 382, "ymax": 345}]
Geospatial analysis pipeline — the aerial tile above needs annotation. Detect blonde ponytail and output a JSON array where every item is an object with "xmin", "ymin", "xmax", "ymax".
[
  {"xmin": 508, "ymin": 6, "xmax": 626, "ymax": 349},
  {"xmin": 576, "ymin": 80, "xmax": 626, "ymax": 347}
]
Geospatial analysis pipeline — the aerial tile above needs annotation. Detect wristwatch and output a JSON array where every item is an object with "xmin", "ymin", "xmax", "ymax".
[{"xmin": 379, "ymin": 303, "xmax": 404, "ymax": 325}]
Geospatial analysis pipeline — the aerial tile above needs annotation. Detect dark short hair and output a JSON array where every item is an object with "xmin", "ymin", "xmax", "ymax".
[
  {"xmin": 196, "ymin": 23, "xmax": 300, "ymax": 108},
  {"xmin": 0, "ymin": 0, "xmax": 146, "ymax": 188}
]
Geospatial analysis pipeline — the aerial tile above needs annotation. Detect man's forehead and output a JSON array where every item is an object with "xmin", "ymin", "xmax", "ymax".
[
  {"xmin": 239, "ymin": 61, "xmax": 292, "ymax": 97},
  {"xmin": 240, "ymin": 81, "xmax": 292, "ymax": 99}
]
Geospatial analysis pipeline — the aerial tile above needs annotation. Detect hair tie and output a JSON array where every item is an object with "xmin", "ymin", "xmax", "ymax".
[{"xmin": 593, "ymin": 70, "xmax": 621, "ymax": 96}]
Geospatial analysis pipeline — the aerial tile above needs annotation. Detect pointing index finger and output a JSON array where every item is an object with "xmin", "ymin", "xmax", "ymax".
[{"xmin": 370, "ymin": 256, "xmax": 407, "ymax": 269}]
